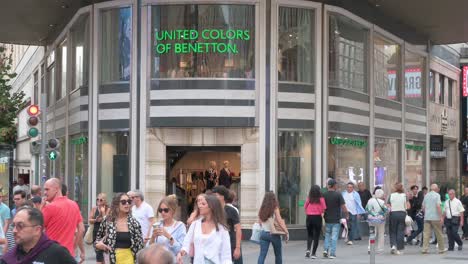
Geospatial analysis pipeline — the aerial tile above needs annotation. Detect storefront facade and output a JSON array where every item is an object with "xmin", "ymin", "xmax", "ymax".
[{"xmin": 29, "ymin": 0, "xmax": 431, "ymax": 229}]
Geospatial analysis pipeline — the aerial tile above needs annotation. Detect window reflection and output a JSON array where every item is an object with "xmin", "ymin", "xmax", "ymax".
[
  {"xmin": 405, "ymin": 50, "xmax": 425, "ymax": 108},
  {"xmin": 374, "ymin": 36, "xmax": 400, "ymax": 101}
]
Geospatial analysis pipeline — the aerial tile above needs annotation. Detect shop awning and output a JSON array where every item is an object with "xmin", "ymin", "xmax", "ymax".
[{"xmin": 0, "ymin": 0, "xmax": 467, "ymax": 45}]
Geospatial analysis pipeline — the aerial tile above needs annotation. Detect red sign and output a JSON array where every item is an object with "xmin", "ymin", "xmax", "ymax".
[{"xmin": 463, "ymin": 66, "xmax": 468, "ymax": 97}]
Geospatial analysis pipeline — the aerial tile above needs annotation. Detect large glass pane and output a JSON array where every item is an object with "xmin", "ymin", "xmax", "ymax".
[
  {"xmin": 71, "ymin": 14, "xmax": 90, "ymax": 90},
  {"xmin": 278, "ymin": 7, "xmax": 314, "ymax": 84},
  {"xmin": 58, "ymin": 41, "xmax": 67, "ymax": 100},
  {"xmin": 329, "ymin": 14, "xmax": 368, "ymax": 93},
  {"xmin": 448, "ymin": 79, "xmax": 453, "ymax": 107},
  {"xmin": 439, "ymin": 74, "xmax": 445, "ymax": 105},
  {"xmin": 69, "ymin": 134, "xmax": 89, "ymax": 220},
  {"xmin": 98, "ymin": 132, "xmax": 129, "ymax": 196},
  {"xmin": 152, "ymin": 5, "xmax": 255, "ymax": 78},
  {"xmin": 374, "ymin": 138, "xmax": 399, "ymax": 196},
  {"xmin": 47, "ymin": 66, "xmax": 55, "ymax": 107},
  {"xmin": 328, "ymin": 134, "xmax": 368, "ymax": 190},
  {"xmin": 278, "ymin": 131, "xmax": 313, "ymax": 225},
  {"xmin": 405, "ymin": 50, "xmax": 425, "ymax": 108},
  {"xmin": 374, "ymin": 36, "xmax": 400, "ymax": 101},
  {"xmin": 405, "ymin": 141, "xmax": 425, "ymax": 188},
  {"xmin": 429, "ymin": 71, "xmax": 435, "ymax": 102},
  {"xmin": 101, "ymin": 8, "xmax": 132, "ymax": 82}
]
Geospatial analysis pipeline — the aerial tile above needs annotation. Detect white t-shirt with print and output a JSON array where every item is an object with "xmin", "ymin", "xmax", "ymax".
[{"xmin": 132, "ymin": 201, "xmax": 155, "ymax": 238}]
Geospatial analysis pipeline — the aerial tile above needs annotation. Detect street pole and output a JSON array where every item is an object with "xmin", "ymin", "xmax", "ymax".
[
  {"xmin": 39, "ymin": 93, "xmax": 47, "ymax": 186},
  {"xmin": 369, "ymin": 225, "xmax": 376, "ymax": 264}
]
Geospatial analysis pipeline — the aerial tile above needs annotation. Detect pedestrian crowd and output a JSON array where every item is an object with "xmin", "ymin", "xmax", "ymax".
[{"xmin": 0, "ymin": 174, "xmax": 467, "ymax": 264}]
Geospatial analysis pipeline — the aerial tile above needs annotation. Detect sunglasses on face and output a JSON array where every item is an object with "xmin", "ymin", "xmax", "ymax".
[
  {"xmin": 158, "ymin": 208, "xmax": 170, "ymax": 213},
  {"xmin": 120, "ymin": 199, "xmax": 132, "ymax": 205},
  {"xmin": 12, "ymin": 222, "xmax": 38, "ymax": 231},
  {"xmin": 96, "ymin": 198, "xmax": 104, "ymax": 202}
]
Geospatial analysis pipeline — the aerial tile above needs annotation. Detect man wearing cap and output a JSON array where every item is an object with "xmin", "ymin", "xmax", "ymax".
[{"xmin": 322, "ymin": 179, "xmax": 348, "ymax": 259}]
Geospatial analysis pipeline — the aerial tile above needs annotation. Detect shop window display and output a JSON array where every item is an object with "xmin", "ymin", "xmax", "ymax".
[
  {"xmin": 374, "ymin": 138, "xmax": 399, "ymax": 196},
  {"xmin": 328, "ymin": 134, "xmax": 368, "ymax": 191},
  {"xmin": 152, "ymin": 5, "xmax": 255, "ymax": 79},
  {"xmin": 405, "ymin": 141, "xmax": 425, "ymax": 188},
  {"xmin": 329, "ymin": 13, "xmax": 368, "ymax": 94},
  {"xmin": 278, "ymin": 131, "xmax": 313, "ymax": 225},
  {"xmin": 374, "ymin": 36, "xmax": 400, "ymax": 101}
]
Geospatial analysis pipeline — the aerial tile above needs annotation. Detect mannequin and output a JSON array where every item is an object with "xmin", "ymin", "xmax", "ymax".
[
  {"xmin": 204, "ymin": 161, "xmax": 217, "ymax": 191},
  {"xmin": 219, "ymin": 160, "xmax": 232, "ymax": 189}
]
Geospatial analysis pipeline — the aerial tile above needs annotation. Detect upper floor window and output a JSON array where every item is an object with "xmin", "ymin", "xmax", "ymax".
[
  {"xmin": 429, "ymin": 71, "xmax": 435, "ymax": 102},
  {"xmin": 374, "ymin": 35, "xmax": 400, "ymax": 101},
  {"xmin": 33, "ymin": 71, "xmax": 39, "ymax": 105},
  {"xmin": 448, "ymin": 78, "xmax": 453, "ymax": 107},
  {"xmin": 57, "ymin": 40, "xmax": 67, "ymax": 101},
  {"xmin": 404, "ymin": 50, "xmax": 425, "ymax": 108},
  {"xmin": 439, "ymin": 74, "xmax": 445, "ymax": 105},
  {"xmin": 151, "ymin": 4, "xmax": 255, "ymax": 79},
  {"xmin": 71, "ymin": 14, "xmax": 90, "ymax": 90}
]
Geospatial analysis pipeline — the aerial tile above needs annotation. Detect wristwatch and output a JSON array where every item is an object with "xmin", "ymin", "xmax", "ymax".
[{"xmin": 169, "ymin": 237, "xmax": 174, "ymax": 242}]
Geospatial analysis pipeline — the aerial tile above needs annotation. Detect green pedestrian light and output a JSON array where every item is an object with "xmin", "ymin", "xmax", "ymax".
[
  {"xmin": 27, "ymin": 127, "xmax": 39, "ymax": 137},
  {"xmin": 48, "ymin": 150, "xmax": 58, "ymax": 161}
]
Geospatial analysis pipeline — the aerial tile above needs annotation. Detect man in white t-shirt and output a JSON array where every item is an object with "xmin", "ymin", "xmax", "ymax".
[
  {"xmin": 342, "ymin": 182, "xmax": 366, "ymax": 245},
  {"xmin": 444, "ymin": 189, "xmax": 464, "ymax": 251},
  {"xmin": 128, "ymin": 190, "xmax": 155, "ymax": 245}
]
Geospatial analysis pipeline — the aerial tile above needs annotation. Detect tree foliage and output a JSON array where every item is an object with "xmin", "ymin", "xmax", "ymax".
[{"xmin": 0, "ymin": 46, "xmax": 26, "ymax": 146}]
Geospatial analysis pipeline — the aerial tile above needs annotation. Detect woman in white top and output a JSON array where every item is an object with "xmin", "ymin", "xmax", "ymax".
[
  {"xmin": 387, "ymin": 182, "xmax": 410, "ymax": 255},
  {"xmin": 366, "ymin": 189, "xmax": 387, "ymax": 253},
  {"xmin": 177, "ymin": 194, "xmax": 231, "ymax": 264},
  {"xmin": 150, "ymin": 195, "xmax": 187, "ymax": 257}
]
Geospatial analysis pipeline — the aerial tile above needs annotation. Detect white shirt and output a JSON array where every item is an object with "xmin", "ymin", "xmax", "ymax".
[
  {"xmin": 389, "ymin": 193, "xmax": 407, "ymax": 212},
  {"xmin": 132, "ymin": 201, "xmax": 155, "ymax": 238},
  {"xmin": 445, "ymin": 198, "xmax": 465, "ymax": 218},
  {"xmin": 182, "ymin": 218, "xmax": 232, "ymax": 264},
  {"xmin": 344, "ymin": 192, "xmax": 357, "ymax": 215}
]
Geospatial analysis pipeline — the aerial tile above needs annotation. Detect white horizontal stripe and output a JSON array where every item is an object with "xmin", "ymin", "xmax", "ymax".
[
  {"xmin": 149, "ymin": 106, "xmax": 255, "ymax": 118},
  {"xmin": 278, "ymin": 92, "xmax": 315, "ymax": 103},
  {"xmin": 375, "ymin": 106, "xmax": 402, "ymax": 118},
  {"xmin": 405, "ymin": 123, "xmax": 426, "ymax": 134},
  {"xmin": 55, "ymin": 119, "xmax": 66, "ymax": 129},
  {"xmin": 374, "ymin": 119, "xmax": 402, "ymax": 131},
  {"xmin": 278, "ymin": 108, "xmax": 315, "ymax": 120},
  {"xmin": 150, "ymin": 90, "xmax": 255, "ymax": 100},
  {"xmin": 406, "ymin": 112, "xmax": 427, "ymax": 122},
  {"xmin": 329, "ymin": 96, "xmax": 369, "ymax": 111},
  {"xmin": 70, "ymin": 96, "xmax": 89, "ymax": 109},
  {"xmin": 55, "ymin": 105, "xmax": 66, "ymax": 116},
  {"xmin": 98, "ymin": 93, "xmax": 130, "ymax": 103},
  {"xmin": 69, "ymin": 111, "xmax": 88, "ymax": 125},
  {"xmin": 99, "ymin": 109, "xmax": 130, "ymax": 120},
  {"xmin": 329, "ymin": 111, "xmax": 369, "ymax": 126}
]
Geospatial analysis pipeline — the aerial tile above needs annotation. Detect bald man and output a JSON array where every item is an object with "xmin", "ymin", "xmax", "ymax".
[
  {"xmin": 421, "ymin": 184, "xmax": 445, "ymax": 254},
  {"xmin": 43, "ymin": 178, "xmax": 85, "ymax": 263},
  {"xmin": 136, "ymin": 244, "xmax": 174, "ymax": 264}
]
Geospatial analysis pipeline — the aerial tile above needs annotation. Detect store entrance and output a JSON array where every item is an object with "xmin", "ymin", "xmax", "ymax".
[{"xmin": 166, "ymin": 146, "xmax": 241, "ymax": 221}]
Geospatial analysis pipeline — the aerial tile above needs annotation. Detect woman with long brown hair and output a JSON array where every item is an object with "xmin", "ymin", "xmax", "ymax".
[
  {"xmin": 388, "ymin": 182, "xmax": 410, "ymax": 255},
  {"xmin": 89, "ymin": 193, "xmax": 110, "ymax": 264},
  {"xmin": 95, "ymin": 193, "xmax": 144, "ymax": 264},
  {"xmin": 177, "ymin": 194, "xmax": 231, "ymax": 264},
  {"xmin": 257, "ymin": 191, "xmax": 288, "ymax": 264}
]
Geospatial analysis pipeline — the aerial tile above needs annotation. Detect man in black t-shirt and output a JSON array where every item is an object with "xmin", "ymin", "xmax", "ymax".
[
  {"xmin": 461, "ymin": 187, "xmax": 468, "ymax": 240},
  {"xmin": 212, "ymin": 186, "xmax": 243, "ymax": 264},
  {"xmin": 357, "ymin": 182, "xmax": 372, "ymax": 209},
  {"xmin": 323, "ymin": 179, "xmax": 348, "ymax": 259}
]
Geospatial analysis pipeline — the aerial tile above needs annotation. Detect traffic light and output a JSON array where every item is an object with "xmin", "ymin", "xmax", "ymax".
[
  {"xmin": 47, "ymin": 138, "xmax": 60, "ymax": 161},
  {"xmin": 27, "ymin": 105, "xmax": 40, "ymax": 138}
]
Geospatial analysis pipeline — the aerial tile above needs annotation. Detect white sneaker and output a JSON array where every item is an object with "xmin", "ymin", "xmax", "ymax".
[
  {"xmin": 391, "ymin": 246, "xmax": 396, "ymax": 254},
  {"xmin": 347, "ymin": 241, "xmax": 353, "ymax": 245},
  {"xmin": 395, "ymin": 250, "xmax": 402, "ymax": 255}
]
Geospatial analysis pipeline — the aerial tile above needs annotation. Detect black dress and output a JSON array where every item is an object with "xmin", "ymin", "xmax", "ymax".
[
  {"xmin": 205, "ymin": 169, "xmax": 217, "ymax": 190},
  {"xmin": 219, "ymin": 168, "xmax": 232, "ymax": 189}
]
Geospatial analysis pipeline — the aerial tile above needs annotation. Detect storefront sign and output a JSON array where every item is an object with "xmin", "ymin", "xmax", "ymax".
[
  {"xmin": 71, "ymin": 136, "xmax": 88, "ymax": 145},
  {"xmin": 329, "ymin": 137, "xmax": 368, "ymax": 148},
  {"xmin": 430, "ymin": 149, "xmax": 447, "ymax": 159},
  {"xmin": 154, "ymin": 29, "xmax": 251, "ymax": 55},
  {"xmin": 405, "ymin": 144, "xmax": 425, "ymax": 151},
  {"xmin": 463, "ymin": 66, "xmax": 468, "ymax": 97},
  {"xmin": 387, "ymin": 68, "xmax": 422, "ymax": 98},
  {"xmin": 441, "ymin": 109, "xmax": 448, "ymax": 135}
]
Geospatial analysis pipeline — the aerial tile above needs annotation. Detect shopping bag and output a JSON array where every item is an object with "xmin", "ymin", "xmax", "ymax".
[{"xmin": 250, "ymin": 222, "xmax": 262, "ymax": 244}]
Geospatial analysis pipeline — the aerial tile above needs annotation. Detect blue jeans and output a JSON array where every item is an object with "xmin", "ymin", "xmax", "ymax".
[
  {"xmin": 258, "ymin": 231, "xmax": 282, "ymax": 264},
  {"xmin": 348, "ymin": 214, "xmax": 361, "ymax": 241},
  {"xmin": 324, "ymin": 223, "xmax": 340, "ymax": 256}
]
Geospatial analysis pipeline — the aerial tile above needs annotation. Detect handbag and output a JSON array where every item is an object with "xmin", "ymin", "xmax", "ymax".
[
  {"xmin": 405, "ymin": 215, "xmax": 413, "ymax": 226},
  {"xmin": 269, "ymin": 217, "xmax": 287, "ymax": 235},
  {"xmin": 448, "ymin": 200, "xmax": 461, "ymax": 225},
  {"xmin": 250, "ymin": 222, "xmax": 262, "ymax": 244},
  {"xmin": 84, "ymin": 224, "xmax": 94, "ymax": 245}
]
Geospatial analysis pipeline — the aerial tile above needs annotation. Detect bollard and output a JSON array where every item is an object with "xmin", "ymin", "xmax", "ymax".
[{"xmin": 369, "ymin": 225, "xmax": 376, "ymax": 264}]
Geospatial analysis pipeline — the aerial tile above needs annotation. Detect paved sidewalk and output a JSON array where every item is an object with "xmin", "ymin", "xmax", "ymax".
[{"xmin": 83, "ymin": 238, "xmax": 468, "ymax": 263}]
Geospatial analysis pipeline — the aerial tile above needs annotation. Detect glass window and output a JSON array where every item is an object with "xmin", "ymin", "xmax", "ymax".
[
  {"xmin": 100, "ymin": 8, "xmax": 132, "ymax": 83},
  {"xmin": 448, "ymin": 79, "xmax": 453, "ymax": 107},
  {"xmin": 33, "ymin": 71, "xmax": 39, "ymax": 104},
  {"xmin": 71, "ymin": 14, "xmax": 90, "ymax": 90},
  {"xmin": 328, "ymin": 134, "xmax": 368, "ymax": 190},
  {"xmin": 151, "ymin": 5, "xmax": 255, "ymax": 79},
  {"xmin": 69, "ymin": 134, "xmax": 89, "ymax": 220},
  {"xmin": 404, "ymin": 50, "xmax": 425, "ymax": 108},
  {"xmin": 57, "ymin": 40, "xmax": 67, "ymax": 101},
  {"xmin": 429, "ymin": 71, "xmax": 435, "ymax": 102},
  {"xmin": 374, "ymin": 138, "xmax": 400, "ymax": 196},
  {"xmin": 405, "ymin": 141, "xmax": 425, "ymax": 188},
  {"xmin": 277, "ymin": 131, "xmax": 313, "ymax": 225},
  {"xmin": 374, "ymin": 36, "xmax": 400, "ymax": 101},
  {"xmin": 41, "ymin": 63, "xmax": 45, "ymax": 94},
  {"xmin": 47, "ymin": 66, "xmax": 55, "ymax": 107},
  {"xmin": 278, "ymin": 7, "xmax": 314, "ymax": 84},
  {"xmin": 98, "ymin": 132, "xmax": 129, "ymax": 196},
  {"xmin": 329, "ymin": 13, "xmax": 369, "ymax": 93},
  {"xmin": 439, "ymin": 74, "xmax": 445, "ymax": 105}
]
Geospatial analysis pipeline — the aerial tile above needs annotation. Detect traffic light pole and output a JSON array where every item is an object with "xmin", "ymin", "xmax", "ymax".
[{"xmin": 40, "ymin": 93, "xmax": 47, "ymax": 185}]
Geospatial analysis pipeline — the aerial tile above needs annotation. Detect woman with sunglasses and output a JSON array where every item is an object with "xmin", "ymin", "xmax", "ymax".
[
  {"xmin": 89, "ymin": 193, "xmax": 110, "ymax": 264},
  {"xmin": 177, "ymin": 194, "xmax": 231, "ymax": 264},
  {"xmin": 150, "ymin": 195, "xmax": 186, "ymax": 258},
  {"xmin": 95, "ymin": 193, "xmax": 144, "ymax": 264}
]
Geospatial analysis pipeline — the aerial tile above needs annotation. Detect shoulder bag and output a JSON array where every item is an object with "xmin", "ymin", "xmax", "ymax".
[
  {"xmin": 84, "ymin": 224, "xmax": 94, "ymax": 245},
  {"xmin": 269, "ymin": 216, "xmax": 287, "ymax": 235}
]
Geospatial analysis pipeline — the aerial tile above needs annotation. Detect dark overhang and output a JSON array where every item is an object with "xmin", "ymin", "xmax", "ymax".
[{"xmin": 0, "ymin": 0, "xmax": 467, "ymax": 45}]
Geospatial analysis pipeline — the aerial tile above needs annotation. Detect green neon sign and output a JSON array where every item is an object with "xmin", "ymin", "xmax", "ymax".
[
  {"xmin": 71, "ymin": 136, "xmax": 88, "ymax": 145},
  {"xmin": 329, "ymin": 137, "xmax": 368, "ymax": 148},
  {"xmin": 405, "ymin": 144, "xmax": 425, "ymax": 151},
  {"xmin": 154, "ymin": 29, "xmax": 251, "ymax": 55}
]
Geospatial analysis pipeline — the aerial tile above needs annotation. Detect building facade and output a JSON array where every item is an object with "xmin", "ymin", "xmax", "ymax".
[{"xmin": 7, "ymin": 0, "xmax": 446, "ymax": 230}]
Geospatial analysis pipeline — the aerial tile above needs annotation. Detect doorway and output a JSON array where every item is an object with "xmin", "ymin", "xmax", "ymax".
[{"xmin": 166, "ymin": 146, "xmax": 241, "ymax": 221}]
